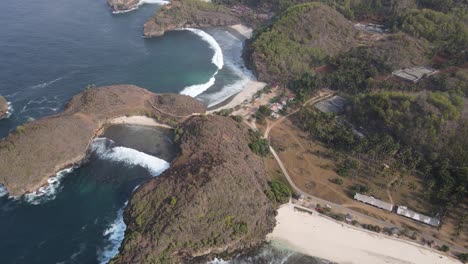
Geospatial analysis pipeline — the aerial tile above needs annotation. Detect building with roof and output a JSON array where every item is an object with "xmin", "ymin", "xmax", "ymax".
[
  {"xmin": 396, "ymin": 206, "xmax": 440, "ymax": 227},
  {"xmin": 315, "ymin": 95, "xmax": 347, "ymax": 114},
  {"xmin": 354, "ymin": 193, "xmax": 394, "ymax": 212},
  {"xmin": 392, "ymin": 67, "xmax": 438, "ymax": 83}
]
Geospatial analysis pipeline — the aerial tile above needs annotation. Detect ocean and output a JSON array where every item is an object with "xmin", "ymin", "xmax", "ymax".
[{"xmin": 0, "ymin": 0, "xmax": 325, "ymax": 263}]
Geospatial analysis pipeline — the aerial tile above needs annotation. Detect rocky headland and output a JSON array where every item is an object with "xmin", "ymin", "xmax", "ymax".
[
  {"xmin": 0, "ymin": 96, "xmax": 8, "ymax": 119},
  {"xmin": 107, "ymin": 0, "xmax": 141, "ymax": 12},
  {"xmin": 0, "ymin": 85, "xmax": 206, "ymax": 196},
  {"xmin": 110, "ymin": 115, "xmax": 276, "ymax": 263},
  {"xmin": 143, "ymin": 0, "xmax": 240, "ymax": 37}
]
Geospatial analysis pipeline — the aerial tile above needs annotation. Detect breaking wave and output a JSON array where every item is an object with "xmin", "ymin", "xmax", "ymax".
[
  {"xmin": 1, "ymin": 101, "xmax": 13, "ymax": 119},
  {"xmin": 0, "ymin": 184, "xmax": 8, "ymax": 197},
  {"xmin": 30, "ymin": 77, "xmax": 64, "ymax": 89},
  {"xmin": 22, "ymin": 168, "xmax": 74, "ymax": 205},
  {"xmin": 180, "ymin": 28, "xmax": 224, "ymax": 97},
  {"xmin": 98, "ymin": 203, "xmax": 127, "ymax": 264},
  {"xmin": 112, "ymin": 0, "xmax": 170, "ymax": 14},
  {"xmin": 94, "ymin": 138, "xmax": 170, "ymax": 263},
  {"xmin": 90, "ymin": 138, "xmax": 170, "ymax": 176}
]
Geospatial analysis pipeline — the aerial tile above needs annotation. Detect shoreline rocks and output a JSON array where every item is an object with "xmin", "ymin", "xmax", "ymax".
[
  {"xmin": 143, "ymin": 0, "xmax": 240, "ymax": 37},
  {"xmin": 107, "ymin": 0, "xmax": 140, "ymax": 12},
  {"xmin": 0, "ymin": 96, "xmax": 8, "ymax": 119},
  {"xmin": 111, "ymin": 115, "xmax": 277, "ymax": 263},
  {"xmin": 0, "ymin": 85, "xmax": 205, "ymax": 196}
]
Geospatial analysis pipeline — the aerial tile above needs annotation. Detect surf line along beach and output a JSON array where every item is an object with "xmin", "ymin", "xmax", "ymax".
[{"xmin": 267, "ymin": 203, "xmax": 460, "ymax": 264}]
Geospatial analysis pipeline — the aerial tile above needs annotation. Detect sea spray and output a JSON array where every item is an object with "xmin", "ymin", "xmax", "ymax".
[
  {"xmin": 98, "ymin": 203, "xmax": 128, "ymax": 264},
  {"xmin": 90, "ymin": 138, "xmax": 170, "ymax": 176},
  {"xmin": 180, "ymin": 28, "xmax": 224, "ymax": 97},
  {"xmin": 0, "ymin": 184, "xmax": 8, "ymax": 197},
  {"xmin": 21, "ymin": 167, "xmax": 74, "ymax": 205}
]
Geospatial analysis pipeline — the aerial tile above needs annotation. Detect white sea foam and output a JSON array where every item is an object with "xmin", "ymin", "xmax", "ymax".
[
  {"xmin": 1, "ymin": 101, "xmax": 13, "ymax": 119},
  {"xmin": 0, "ymin": 184, "xmax": 8, "ymax": 197},
  {"xmin": 95, "ymin": 139, "xmax": 170, "ymax": 263},
  {"xmin": 112, "ymin": 0, "xmax": 170, "ymax": 14},
  {"xmin": 22, "ymin": 167, "xmax": 74, "ymax": 205},
  {"xmin": 195, "ymin": 29, "xmax": 257, "ymax": 107},
  {"xmin": 180, "ymin": 74, "xmax": 217, "ymax": 97},
  {"xmin": 98, "ymin": 203, "xmax": 127, "ymax": 264},
  {"xmin": 90, "ymin": 138, "xmax": 170, "ymax": 176},
  {"xmin": 180, "ymin": 28, "xmax": 224, "ymax": 97},
  {"xmin": 30, "ymin": 77, "xmax": 64, "ymax": 89}
]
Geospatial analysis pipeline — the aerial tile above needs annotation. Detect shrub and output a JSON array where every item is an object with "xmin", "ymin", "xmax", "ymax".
[
  {"xmin": 330, "ymin": 178, "xmax": 344, "ymax": 185},
  {"xmin": 440, "ymin": 245, "xmax": 450, "ymax": 252},
  {"xmin": 268, "ymin": 180, "xmax": 292, "ymax": 203}
]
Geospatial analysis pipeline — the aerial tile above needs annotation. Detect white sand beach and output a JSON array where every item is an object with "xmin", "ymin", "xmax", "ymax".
[
  {"xmin": 230, "ymin": 24, "xmax": 253, "ymax": 39},
  {"xmin": 109, "ymin": 116, "xmax": 173, "ymax": 129},
  {"xmin": 208, "ymin": 80, "xmax": 266, "ymax": 113},
  {"xmin": 267, "ymin": 203, "xmax": 460, "ymax": 264}
]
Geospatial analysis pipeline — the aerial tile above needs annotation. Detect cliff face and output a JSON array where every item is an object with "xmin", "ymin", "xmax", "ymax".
[
  {"xmin": 0, "ymin": 96, "xmax": 8, "ymax": 119},
  {"xmin": 111, "ymin": 115, "xmax": 276, "ymax": 263},
  {"xmin": 144, "ymin": 0, "xmax": 240, "ymax": 37},
  {"xmin": 0, "ymin": 85, "xmax": 206, "ymax": 196},
  {"xmin": 107, "ymin": 0, "xmax": 140, "ymax": 12}
]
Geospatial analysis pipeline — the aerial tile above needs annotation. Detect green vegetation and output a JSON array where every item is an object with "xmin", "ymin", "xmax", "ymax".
[
  {"xmin": 255, "ymin": 105, "xmax": 272, "ymax": 122},
  {"xmin": 266, "ymin": 180, "xmax": 292, "ymax": 203},
  {"xmin": 440, "ymin": 244, "xmax": 450, "ymax": 252},
  {"xmin": 395, "ymin": 8, "xmax": 468, "ymax": 60},
  {"xmin": 330, "ymin": 178, "xmax": 344, "ymax": 185},
  {"xmin": 173, "ymin": 127, "xmax": 184, "ymax": 143},
  {"xmin": 249, "ymin": 2, "xmax": 357, "ymax": 83},
  {"xmin": 248, "ymin": 130, "xmax": 270, "ymax": 156}
]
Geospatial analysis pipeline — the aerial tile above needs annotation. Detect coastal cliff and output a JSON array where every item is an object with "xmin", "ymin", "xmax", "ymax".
[
  {"xmin": 144, "ymin": 0, "xmax": 240, "ymax": 37},
  {"xmin": 0, "ymin": 96, "xmax": 8, "ymax": 119},
  {"xmin": 0, "ymin": 85, "xmax": 206, "ymax": 196},
  {"xmin": 111, "ymin": 115, "xmax": 276, "ymax": 263},
  {"xmin": 107, "ymin": 0, "xmax": 140, "ymax": 12}
]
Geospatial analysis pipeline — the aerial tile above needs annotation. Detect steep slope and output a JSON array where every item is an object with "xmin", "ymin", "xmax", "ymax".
[
  {"xmin": 248, "ymin": 2, "xmax": 358, "ymax": 83},
  {"xmin": 111, "ymin": 115, "xmax": 276, "ymax": 263},
  {"xmin": 144, "ymin": 0, "xmax": 240, "ymax": 37},
  {"xmin": 0, "ymin": 85, "xmax": 206, "ymax": 196}
]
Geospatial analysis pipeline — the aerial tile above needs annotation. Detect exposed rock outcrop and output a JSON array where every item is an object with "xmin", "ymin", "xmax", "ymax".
[
  {"xmin": 0, "ymin": 96, "xmax": 8, "ymax": 119},
  {"xmin": 107, "ymin": 0, "xmax": 140, "ymax": 12},
  {"xmin": 0, "ymin": 85, "xmax": 206, "ymax": 196},
  {"xmin": 111, "ymin": 115, "xmax": 276, "ymax": 263},
  {"xmin": 144, "ymin": 0, "xmax": 240, "ymax": 37}
]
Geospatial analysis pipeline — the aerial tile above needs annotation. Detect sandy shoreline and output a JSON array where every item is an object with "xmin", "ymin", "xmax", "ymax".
[
  {"xmin": 229, "ymin": 24, "xmax": 253, "ymax": 39},
  {"xmin": 267, "ymin": 203, "xmax": 460, "ymax": 264},
  {"xmin": 208, "ymin": 80, "xmax": 266, "ymax": 113},
  {"xmin": 109, "ymin": 116, "xmax": 174, "ymax": 129}
]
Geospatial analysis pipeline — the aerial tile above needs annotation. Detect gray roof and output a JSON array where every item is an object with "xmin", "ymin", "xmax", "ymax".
[
  {"xmin": 315, "ymin": 96, "xmax": 347, "ymax": 113},
  {"xmin": 396, "ymin": 206, "xmax": 440, "ymax": 227},
  {"xmin": 354, "ymin": 193, "xmax": 394, "ymax": 211},
  {"xmin": 392, "ymin": 67, "xmax": 438, "ymax": 83}
]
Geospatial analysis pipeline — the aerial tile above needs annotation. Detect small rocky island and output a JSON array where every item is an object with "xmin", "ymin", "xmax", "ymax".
[{"xmin": 0, "ymin": 96, "xmax": 8, "ymax": 119}]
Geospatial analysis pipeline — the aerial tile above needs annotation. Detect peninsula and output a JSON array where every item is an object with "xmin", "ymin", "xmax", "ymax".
[{"xmin": 0, "ymin": 85, "xmax": 206, "ymax": 196}]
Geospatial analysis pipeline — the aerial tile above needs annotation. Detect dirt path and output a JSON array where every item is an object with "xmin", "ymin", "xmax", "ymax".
[{"xmin": 386, "ymin": 175, "xmax": 400, "ymax": 205}]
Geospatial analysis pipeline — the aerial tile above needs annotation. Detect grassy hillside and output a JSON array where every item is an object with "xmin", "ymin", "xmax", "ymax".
[{"xmin": 248, "ymin": 2, "xmax": 358, "ymax": 83}]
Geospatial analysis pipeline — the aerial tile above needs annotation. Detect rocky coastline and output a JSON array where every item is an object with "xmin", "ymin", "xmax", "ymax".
[
  {"xmin": 107, "ymin": 0, "xmax": 141, "ymax": 13},
  {"xmin": 110, "ymin": 115, "xmax": 276, "ymax": 263},
  {"xmin": 0, "ymin": 85, "xmax": 205, "ymax": 196},
  {"xmin": 143, "ymin": 0, "xmax": 240, "ymax": 37},
  {"xmin": 0, "ymin": 96, "xmax": 8, "ymax": 119}
]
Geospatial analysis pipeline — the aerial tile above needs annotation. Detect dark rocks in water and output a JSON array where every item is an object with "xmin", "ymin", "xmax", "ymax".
[
  {"xmin": 0, "ymin": 96, "xmax": 8, "ymax": 119},
  {"xmin": 0, "ymin": 85, "xmax": 205, "ymax": 196},
  {"xmin": 112, "ymin": 115, "xmax": 277, "ymax": 263}
]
